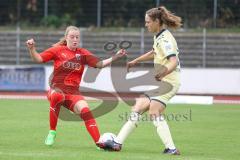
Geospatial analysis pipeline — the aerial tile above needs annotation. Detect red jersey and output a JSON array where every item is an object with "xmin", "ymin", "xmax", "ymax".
[{"xmin": 40, "ymin": 45, "xmax": 99, "ymax": 94}]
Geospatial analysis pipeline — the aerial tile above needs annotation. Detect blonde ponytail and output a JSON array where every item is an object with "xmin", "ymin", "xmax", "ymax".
[{"xmin": 52, "ymin": 37, "xmax": 67, "ymax": 46}]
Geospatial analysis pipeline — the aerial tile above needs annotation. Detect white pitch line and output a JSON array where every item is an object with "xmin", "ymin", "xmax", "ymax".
[
  {"xmin": 0, "ymin": 151, "xmax": 78, "ymax": 158},
  {"xmin": 0, "ymin": 95, "xmax": 46, "ymax": 100},
  {"xmin": 1, "ymin": 94, "xmax": 240, "ymax": 104}
]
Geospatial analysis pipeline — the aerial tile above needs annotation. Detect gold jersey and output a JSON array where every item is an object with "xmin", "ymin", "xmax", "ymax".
[{"xmin": 153, "ymin": 29, "xmax": 180, "ymax": 85}]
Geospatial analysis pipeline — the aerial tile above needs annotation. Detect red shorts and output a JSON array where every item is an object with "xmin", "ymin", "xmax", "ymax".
[{"xmin": 47, "ymin": 89, "xmax": 85, "ymax": 112}]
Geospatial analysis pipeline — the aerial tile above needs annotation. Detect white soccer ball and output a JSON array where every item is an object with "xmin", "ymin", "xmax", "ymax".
[{"xmin": 99, "ymin": 132, "xmax": 116, "ymax": 143}]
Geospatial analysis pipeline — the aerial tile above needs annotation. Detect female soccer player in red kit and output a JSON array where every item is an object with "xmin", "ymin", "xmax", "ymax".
[{"xmin": 26, "ymin": 26, "xmax": 126, "ymax": 148}]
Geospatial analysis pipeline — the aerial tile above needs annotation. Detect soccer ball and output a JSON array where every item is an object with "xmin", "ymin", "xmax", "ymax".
[{"xmin": 99, "ymin": 132, "xmax": 116, "ymax": 143}]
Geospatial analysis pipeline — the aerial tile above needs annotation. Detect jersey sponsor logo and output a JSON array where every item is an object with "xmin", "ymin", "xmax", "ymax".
[
  {"xmin": 75, "ymin": 54, "xmax": 81, "ymax": 60},
  {"xmin": 63, "ymin": 61, "xmax": 82, "ymax": 70}
]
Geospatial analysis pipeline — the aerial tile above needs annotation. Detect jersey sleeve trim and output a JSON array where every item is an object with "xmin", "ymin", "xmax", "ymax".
[{"xmin": 166, "ymin": 54, "xmax": 176, "ymax": 59}]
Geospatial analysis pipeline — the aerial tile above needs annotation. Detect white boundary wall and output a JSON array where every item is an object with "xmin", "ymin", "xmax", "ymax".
[
  {"xmin": 45, "ymin": 66, "xmax": 240, "ymax": 95},
  {"xmin": 1, "ymin": 66, "xmax": 239, "ymax": 104}
]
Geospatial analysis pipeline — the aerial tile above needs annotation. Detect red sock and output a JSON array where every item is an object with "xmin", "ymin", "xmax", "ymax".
[
  {"xmin": 80, "ymin": 107, "xmax": 100, "ymax": 143},
  {"xmin": 49, "ymin": 91, "xmax": 65, "ymax": 130}
]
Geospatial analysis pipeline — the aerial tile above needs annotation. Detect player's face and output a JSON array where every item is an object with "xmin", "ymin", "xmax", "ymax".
[
  {"xmin": 145, "ymin": 14, "xmax": 160, "ymax": 33},
  {"xmin": 66, "ymin": 30, "xmax": 80, "ymax": 50}
]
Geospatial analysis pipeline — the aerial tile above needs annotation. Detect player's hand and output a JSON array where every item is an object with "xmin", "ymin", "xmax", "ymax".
[
  {"xmin": 115, "ymin": 49, "xmax": 127, "ymax": 58},
  {"xmin": 126, "ymin": 60, "xmax": 137, "ymax": 72},
  {"xmin": 155, "ymin": 73, "xmax": 163, "ymax": 81},
  {"xmin": 26, "ymin": 38, "xmax": 35, "ymax": 49},
  {"xmin": 155, "ymin": 67, "xmax": 168, "ymax": 81}
]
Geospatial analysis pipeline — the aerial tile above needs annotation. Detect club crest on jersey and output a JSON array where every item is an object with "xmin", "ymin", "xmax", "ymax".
[
  {"xmin": 75, "ymin": 54, "xmax": 81, "ymax": 60},
  {"xmin": 165, "ymin": 44, "xmax": 172, "ymax": 51},
  {"xmin": 164, "ymin": 41, "xmax": 172, "ymax": 51}
]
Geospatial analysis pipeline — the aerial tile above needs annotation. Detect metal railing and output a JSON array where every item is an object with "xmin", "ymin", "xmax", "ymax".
[{"xmin": 0, "ymin": 28, "xmax": 240, "ymax": 68}]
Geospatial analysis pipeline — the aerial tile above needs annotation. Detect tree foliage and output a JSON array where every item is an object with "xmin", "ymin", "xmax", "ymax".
[{"xmin": 0, "ymin": 0, "xmax": 239, "ymax": 28}]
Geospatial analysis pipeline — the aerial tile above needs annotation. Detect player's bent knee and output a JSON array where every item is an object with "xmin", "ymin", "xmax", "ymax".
[
  {"xmin": 132, "ymin": 99, "xmax": 150, "ymax": 114},
  {"xmin": 136, "ymin": 96, "xmax": 150, "ymax": 105},
  {"xmin": 73, "ymin": 100, "xmax": 89, "ymax": 114},
  {"xmin": 152, "ymin": 115, "xmax": 165, "ymax": 127},
  {"xmin": 49, "ymin": 90, "xmax": 65, "ymax": 104},
  {"xmin": 132, "ymin": 104, "xmax": 149, "ymax": 113},
  {"xmin": 149, "ymin": 107, "xmax": 160, "ymax": 118},
  {"xmin": 132, "ymin": 107, "xmax": 146, "ymax": 114},
  {"xmin": 129, "ymin": 112, "xmax": 141, "ymax": 123}
]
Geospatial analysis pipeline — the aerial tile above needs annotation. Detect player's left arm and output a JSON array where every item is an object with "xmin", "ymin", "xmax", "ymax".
[{"xmin": 96, "ymin": 49, "xmax": 126, "ymax": 69}]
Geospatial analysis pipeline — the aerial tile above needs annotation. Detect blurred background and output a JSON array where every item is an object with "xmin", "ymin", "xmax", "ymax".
[
  {"xmin": 1, "ymin": 2, "xmax": 240, "ymax": 159},
  {"xmin": 0, "ymin": 0, "xmax": 240, "ymax": 98},
  {"xmin": 1, "ymin": 0, "xmax": 240, "ymax": 28}
]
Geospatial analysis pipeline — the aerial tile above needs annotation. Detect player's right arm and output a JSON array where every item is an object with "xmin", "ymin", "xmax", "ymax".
[
  {"xmin": 127, "ymin": 49, "xmax": 154, "ymax": 72},
  {"xmin": 26, "ymin": 38, "xmax": 43, "ymax": 63}
]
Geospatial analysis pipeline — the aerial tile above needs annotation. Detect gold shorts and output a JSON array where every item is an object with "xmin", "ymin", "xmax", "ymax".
[{"xmin": 145, "ymin": 81, "xmax": 180, "ymax": 106}]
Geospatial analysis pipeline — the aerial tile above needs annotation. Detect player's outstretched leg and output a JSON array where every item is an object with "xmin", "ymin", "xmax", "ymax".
[
  {"xmin": 102, "ymin": 112, "xmax": 141, "ymax": 151},
  {"xmin": 102, "ymin": 96, "xmax": 149, "ymax": 151},
  {"xmin": 80, "ymin": 107, "xmax": 101, "ymax": 145}
]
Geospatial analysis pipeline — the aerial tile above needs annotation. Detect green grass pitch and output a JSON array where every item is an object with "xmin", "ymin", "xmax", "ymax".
[{"xmin": 0, "ymin": 99, "xmax": 240, "ymax": 160}]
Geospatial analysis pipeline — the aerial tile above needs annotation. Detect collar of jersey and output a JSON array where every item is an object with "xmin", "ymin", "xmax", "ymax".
[{"xmin": 155, "ymin": 29, "xmax": 166, "ymax": 39}]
